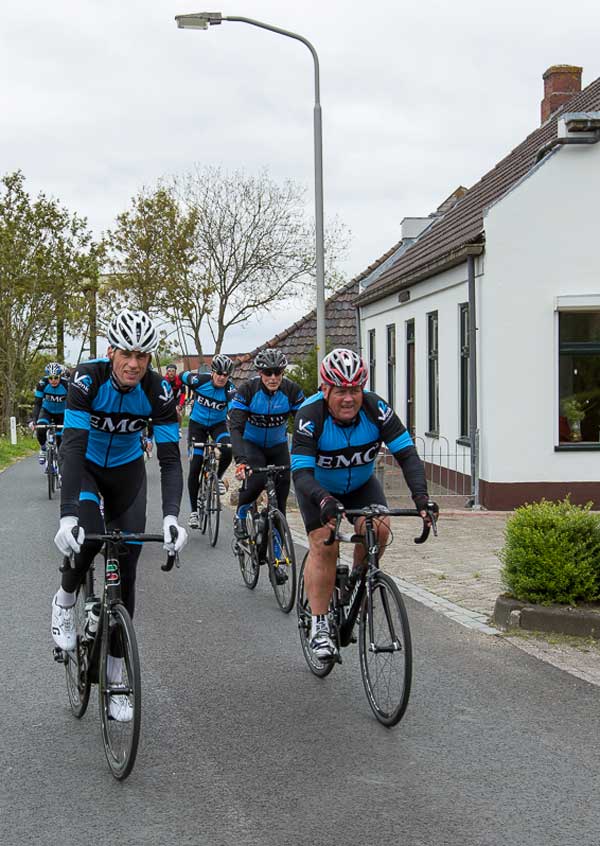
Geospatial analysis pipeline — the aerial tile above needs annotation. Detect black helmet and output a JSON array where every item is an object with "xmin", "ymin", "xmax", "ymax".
[
  {"xmin": 165, "ymin": 363, "xmax": 177, "ymax": 372},
  {"xmin": 211, "ymin": 354, "xmax": 234, "ymax": 375},
  {"xmin": 254, "ymin": 348, "xmax": 287, "ymax": 372}
]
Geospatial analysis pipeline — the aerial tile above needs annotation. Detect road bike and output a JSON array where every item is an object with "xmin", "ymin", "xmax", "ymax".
[
  {"xmin": 191, "ymin": 440, "xmax": 226, "ymax": 547},
  {"xmin": 234, "ymin": 464, "xmax": 297, "ymax": 613},
  {"xmin": 36, "ymin": 424, "xmax": 63, "ymax": 500},
  {"xmin": 53, "ymin": 528, "xmax": 178, "ymax": 780},
  {"xmin": 297, "ymin": 503, "xmax": 438, "ymax": 726}
]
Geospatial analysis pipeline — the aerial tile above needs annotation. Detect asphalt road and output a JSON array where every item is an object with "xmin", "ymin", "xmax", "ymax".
[{"xmin": 2, "ymin": 454, "xmax": 599, "ymax": 846}]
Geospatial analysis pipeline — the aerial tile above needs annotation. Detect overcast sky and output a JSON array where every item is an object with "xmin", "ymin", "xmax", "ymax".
[{"xmin": 2, "ymin": 0, "xmax": 599, "ymax": 356}]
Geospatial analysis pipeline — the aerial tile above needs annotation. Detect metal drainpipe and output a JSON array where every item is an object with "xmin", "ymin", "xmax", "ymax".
[{"xmin": 467, "ymin": 254, "xmax": 481, "ymax": 509}]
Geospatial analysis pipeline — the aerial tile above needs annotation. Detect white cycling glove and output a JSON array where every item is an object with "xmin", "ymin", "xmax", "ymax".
[
  {"xmin": 54, "ymin": 516, "xmax": 85, "ymax": 556},
  {"xmin": 163, "ymin": 516, "xmax": 188, "ymax": 554}
]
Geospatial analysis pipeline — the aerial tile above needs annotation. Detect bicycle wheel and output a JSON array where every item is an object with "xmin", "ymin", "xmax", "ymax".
[
  {"xmin": 64, "ymin": 587, "xmax": 92, "ymax": 718},
  {"xmin": 267, "ymin": 510, "xmax": 297, "ymax": 613},
  {"xmin": 47, "ymin": 446, "xmax": 54, "ymax": 500},
  {"xmin": 207, "ymin": 473, "xmax": 221, "ymax": 547},
  {"xmin": 296, "ymin": 553, "xmax": 335, "ymax": 678},
  {"xmin": 199, "ymin": 475, "xmax": 209, "ymax": 535},
  {"xmin": 236, "ymin": 530, "xmax": 260, "ymax": 590},
  {"xmin": 98, "ymin": 602, "xmax": 141, "ymax": 780},
  {"xmin": 359, "ymin": 571, "xmax": 412, "ymax": 727}
]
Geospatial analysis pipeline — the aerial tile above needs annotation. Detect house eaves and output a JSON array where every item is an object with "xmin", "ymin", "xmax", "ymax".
[
  {"xmin": 355, "ymin": 240, "xmax": 484, "ymax": 307},
  {"xmin": 354, "ymin": 75, "xmax": 600, "ymax": 309}
]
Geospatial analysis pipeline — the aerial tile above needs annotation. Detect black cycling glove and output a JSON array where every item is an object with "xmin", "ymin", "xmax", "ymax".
[{"xmin": 319, "ymin": 495, "xmax": 343, "ymax": 525}]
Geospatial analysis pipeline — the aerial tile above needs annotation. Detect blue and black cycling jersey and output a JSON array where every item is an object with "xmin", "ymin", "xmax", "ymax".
[
  {"xmin": 291, "ymin": 390, "xmax": 427, "ymax": 504},
  {"xmin": 60, "ymin": 358, "xmax": 182, "ymax": 519},
  {"xmin": 33, "ymin": 376, "xmax": 69, "ymax": 419},
  {"xmin": 229, "ymin": 376, "xmax": 305, "ymax": 461},
  {"xmin": 180, "ymin": 371, "xmax": 235, "ymax": 427}
]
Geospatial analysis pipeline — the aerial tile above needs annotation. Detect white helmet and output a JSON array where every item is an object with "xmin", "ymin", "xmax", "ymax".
[
  {"xmin": 320, "ymin": 348, "xmax": 368, "ymax": 388},
  {"xmin": 107, "ymin": 309, "xmax": 159, "ymax": 353}
]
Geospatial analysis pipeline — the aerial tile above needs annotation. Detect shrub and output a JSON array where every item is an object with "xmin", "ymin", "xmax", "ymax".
[{"xmin": 499, "ymin": 498, "xmax": 600, "ymax": 605}]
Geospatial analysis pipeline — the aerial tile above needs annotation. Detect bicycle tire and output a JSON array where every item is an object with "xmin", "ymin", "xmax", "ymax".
[
  {"xmin": 199, "ymin": 474, "xmax": 209, "ymax": 535},
  {"xmin": 237, "ymin": 522, "xmax": 259, "ymax": 590},
  {"xmin": 296, "ymin": 553, "xmax": 335, "ymax": 678},
  {"xmin": 65, "ymin": 587, "xmax": 92, "ymax": 718},
  {"xmin": 358, "ymin": 571, "xmax": 412, "ymax": 727},
  {"xmin": 267, "ymin": 510, "xmax": 297, "ymax": 613},
  {"xmin": 47, "ymin": 446, "xmax": 54, "ymax": 499},
  {"xmin": 207, "ymin": 473, "xmax": 221, "ymax": 547},
  {"xmin": 99, "ymin": 602, "xmax": 141, "ymax": 780}
]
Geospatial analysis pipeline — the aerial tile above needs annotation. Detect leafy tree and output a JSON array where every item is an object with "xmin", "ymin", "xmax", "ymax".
[
  {"xmin": 104, "ymin": 185, "xmax": 199, "ymax": 318},
  {"xmin": 0, "ymin": 171, "xmax": 99, "ymax": 429}
]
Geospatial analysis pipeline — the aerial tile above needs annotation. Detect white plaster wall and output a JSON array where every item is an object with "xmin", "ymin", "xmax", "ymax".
[
  {"xmin": 480, "ymin": 142, "xmax": 600, "ymax": 483},
  {"xmin": 359, "ymin": 263, "xmax": 477, "ymax": 468}
]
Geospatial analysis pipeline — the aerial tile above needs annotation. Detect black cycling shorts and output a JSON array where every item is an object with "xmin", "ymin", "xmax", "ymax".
[{"xmin": 295, "ymin": 474, "xmax": 388, "ymax": 535}]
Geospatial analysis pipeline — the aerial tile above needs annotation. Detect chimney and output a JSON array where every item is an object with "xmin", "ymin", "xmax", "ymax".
[{"xmin": 541, "ymin": 65, "xmax": 582, "ymax": 124}]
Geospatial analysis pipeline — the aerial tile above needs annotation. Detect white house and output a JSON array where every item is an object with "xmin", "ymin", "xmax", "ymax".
[{"xmin": 355, "ymin": 66, "xmax": 600, "ymax": 510}]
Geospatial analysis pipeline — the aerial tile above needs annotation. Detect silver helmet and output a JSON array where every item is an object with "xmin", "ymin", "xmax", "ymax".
[{"xmin": 107, "ymin": 309, "xmax": 159, "ymax": 353}]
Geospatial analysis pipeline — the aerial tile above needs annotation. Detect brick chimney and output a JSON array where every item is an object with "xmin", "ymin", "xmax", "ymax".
[{"xmin": 541, "ymin": 65, "xmax": 582, "ymax": 124}]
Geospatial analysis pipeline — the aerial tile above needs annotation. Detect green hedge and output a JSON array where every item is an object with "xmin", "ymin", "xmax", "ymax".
[
  {"xmin": 0, "ymin": 432, "xmax": 37, "ymax": 471},
  {"xmin": 499, "ymin": 498, "xmax": 600, "ymax": 605}
]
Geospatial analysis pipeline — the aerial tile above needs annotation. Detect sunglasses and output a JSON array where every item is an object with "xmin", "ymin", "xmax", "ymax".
[{"xmin": 261, "ymin": 368, "xmax": 284, "ymax": 377}]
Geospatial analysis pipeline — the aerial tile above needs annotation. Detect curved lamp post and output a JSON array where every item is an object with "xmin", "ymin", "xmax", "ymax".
[{"xmin": 175, "ymin": 11, "xmax": 327, "ymax": 367}]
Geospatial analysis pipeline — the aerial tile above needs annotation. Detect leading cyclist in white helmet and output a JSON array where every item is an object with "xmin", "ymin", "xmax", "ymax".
[{"xmin": 50, "ymin": 309, "xmax": 188, "ymax": 721}]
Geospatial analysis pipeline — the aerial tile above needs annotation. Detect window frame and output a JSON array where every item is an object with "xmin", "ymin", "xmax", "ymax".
[
  {"xmin": 386, "ymin": 323, "xmax": 396, "ymax": 409},
  {"xmin": 368, "ymin": 328, "xmax": 376, "ymax": 392},
  {"xmin": 426, "ymin": 311, "xmax": 439, "ymax": 437}
]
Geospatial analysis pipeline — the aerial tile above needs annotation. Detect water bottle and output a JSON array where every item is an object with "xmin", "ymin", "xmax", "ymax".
[
  {"xmin": 336, "ymin": 564, "xmax": 350, "ymax": 602},
  {"xmin": 255, "ymin": 512, "xmax": 266, "ymax": 547},
  {"xmin": 84, "ymin": 599, "xmax": 101, "ymax": 640}
]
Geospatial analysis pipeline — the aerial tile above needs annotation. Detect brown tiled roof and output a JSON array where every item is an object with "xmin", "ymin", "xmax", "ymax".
[
  {"xmin": 356, "ymin": 76, "xmax": 600, "ymax": 306},
  {"xmin": 233, "ymin": 279, "xmax": 361, "ymax": 380}
]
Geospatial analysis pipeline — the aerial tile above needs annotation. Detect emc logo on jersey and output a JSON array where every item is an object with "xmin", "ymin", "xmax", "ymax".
[
  {"xmin": 317, "ymin": 444, "xmax": 379, "ymax": 469},
  {"xmin": 90, "ymin": 415, "xmax": 147, "ymax": 434}
]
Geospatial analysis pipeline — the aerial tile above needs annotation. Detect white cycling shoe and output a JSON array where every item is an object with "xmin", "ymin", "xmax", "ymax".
[
  {"xmin": 51, "ymin": 595, "xmax": 76, "ymax": 651},
  {"xmin": 108, "ymin": 694, "xmax": 133, "ymax": 722},
  {"xmin": 309, "ymin": 622, "xmax": 337, "ymax": 660},
  {"xmin": 188, "ymin": 512, "xmax": 199, "ymax": 529}
]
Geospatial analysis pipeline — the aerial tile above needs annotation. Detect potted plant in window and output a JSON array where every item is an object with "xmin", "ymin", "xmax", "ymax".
[{"xmin": 562, "ymin": 397, "xmax": 585, "ymax": 442}]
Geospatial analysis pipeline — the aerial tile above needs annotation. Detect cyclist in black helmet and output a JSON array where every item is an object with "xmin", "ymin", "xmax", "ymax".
[
  {"xmin": 181, "ymin": 353, "xmax": 236, "ymax": 528},
  {"xmin": 229, "ymin": 348, "xmax": 304, "ymax": 539}
]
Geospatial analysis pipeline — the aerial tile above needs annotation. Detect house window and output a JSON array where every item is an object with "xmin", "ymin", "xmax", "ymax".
[
  {"xmin": 459, "ymin": 304, "xmax": 470, "ymax": 439},
  {"xmin": 427, "ymin": 311, "xmax": 439, "ymax": 435},
  {"xmin": 368, "ymin": 329, "xmax": 376, "ymax": 391},
  {"xmin": 558, "ymin": 312, "xmax": 600, "ymax": 444},
  {"xmin": 386, "ymin": 324, "xmax": 396, "ymax": 408},
  {"xmin": 406, "ymin": 320, "xmax": 415, "ymax": 437}
]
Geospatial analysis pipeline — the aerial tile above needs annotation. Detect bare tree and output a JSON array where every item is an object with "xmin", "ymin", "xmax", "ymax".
[{"xmin": 173, "ymin": 166, "xmax": 349, "ymax": 355}]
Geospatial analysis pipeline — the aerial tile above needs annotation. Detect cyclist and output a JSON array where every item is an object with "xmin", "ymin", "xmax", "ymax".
[
  {"xmin": 181, "ymin": 354, "xmax": 236, "ymax": 527},
  {"xmin": 51, "ymin": 308, "xmax": 188, "ymax": 721},
  {"xmin": 164, "ymin": 363, "xmax": 187, "ymax": 418},
  {"xmin": 229, "ymin": 348, "xmax": 304, "ymax": 544},
  {"xmin": 29, "ymin": 362, "xmax": 69, "ymax": 465},
  {"xmin": 291, "ymin": 348, "xmax": 435, "ymax": 660}
]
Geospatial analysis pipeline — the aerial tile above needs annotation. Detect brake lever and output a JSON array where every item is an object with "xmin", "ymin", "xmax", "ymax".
[
  {"xmin": 162, "ymin": 525, "xmax": 179, "ymax": 572},
  {"xmin": 323, "ymin": 509, "xmax": 344, "ymax": 546},
  {"xmin": 414, "ymin": 504, "xmax": 439, "ymax": 544}
]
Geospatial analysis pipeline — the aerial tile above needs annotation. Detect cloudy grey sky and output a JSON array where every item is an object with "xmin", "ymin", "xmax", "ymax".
[{"xmin": 2, "ymin": 0, "xmax": 599, "ymax": 354}]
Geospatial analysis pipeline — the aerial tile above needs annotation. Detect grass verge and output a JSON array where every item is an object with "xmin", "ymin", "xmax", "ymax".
[{"xmin": 0, "ymin": 434, "xmax": 37, "ymax": 472}]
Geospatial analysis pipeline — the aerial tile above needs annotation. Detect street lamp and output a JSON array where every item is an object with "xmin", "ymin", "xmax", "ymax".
[{"xmin": 175, "ymin": 11, "xmax": 327, "ymax": 367}]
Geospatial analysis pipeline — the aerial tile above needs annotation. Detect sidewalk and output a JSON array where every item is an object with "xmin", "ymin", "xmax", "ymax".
[{"xmin": 221, "ymin": 467, "xmax": 600, "ymax": 686}]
